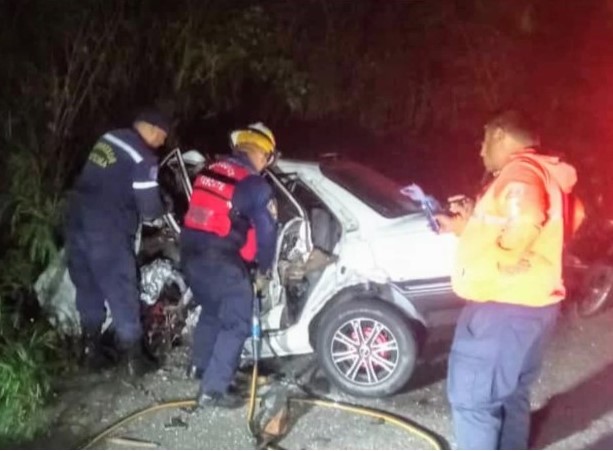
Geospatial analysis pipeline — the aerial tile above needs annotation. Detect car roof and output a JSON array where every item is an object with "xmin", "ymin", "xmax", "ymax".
[{"xmin": 274, "ymin": 156, "xmax": 422, "ymax": 219}]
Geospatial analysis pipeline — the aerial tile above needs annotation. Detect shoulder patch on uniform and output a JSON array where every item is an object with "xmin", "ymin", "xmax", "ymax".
[{"xmin": 88, "ymin": 142, "xmax": 117, "ymax": 168}]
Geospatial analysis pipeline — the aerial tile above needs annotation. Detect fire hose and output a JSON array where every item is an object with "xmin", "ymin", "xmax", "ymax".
[{"xmin": 80, "ymin": 286, "xmax": 446, "ymax": 450}]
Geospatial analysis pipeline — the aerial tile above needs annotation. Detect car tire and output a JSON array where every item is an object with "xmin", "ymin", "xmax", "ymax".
[
  {"xmin": 316, "ymin": 299, "xmax": 417, "ymax": 398},
  {"xmin": 576, "ymin": 263, "xmax": 613, "ymax": 317}
]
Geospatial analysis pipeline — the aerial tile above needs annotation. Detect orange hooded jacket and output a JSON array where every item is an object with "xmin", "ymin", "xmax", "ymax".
[{"xmin": 452, "ymin": 149, "xmax": 584, "ymax": 307}]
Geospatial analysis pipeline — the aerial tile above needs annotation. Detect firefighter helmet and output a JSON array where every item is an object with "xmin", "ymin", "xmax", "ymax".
[{"xmin": 230, "ymin": 122, "xmax": 277, "ymax": 164}]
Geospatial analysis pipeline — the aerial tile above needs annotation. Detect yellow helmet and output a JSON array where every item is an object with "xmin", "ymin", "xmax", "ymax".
[{"xmin": 230, "ymin": 122, "xmax": 277, "ymax": 159}]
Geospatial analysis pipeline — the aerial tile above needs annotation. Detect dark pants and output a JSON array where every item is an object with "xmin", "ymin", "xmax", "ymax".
[
  {"xmin": 447, "ymin": 301, "xmax": 559, "ymax": 450},
  {"xmin": 66, "ymin": 228, "xmax": 141, "ymax": 347},
  {"xmin": 181, "ymin": 232, "xmax": 252, "ymax": 394}
]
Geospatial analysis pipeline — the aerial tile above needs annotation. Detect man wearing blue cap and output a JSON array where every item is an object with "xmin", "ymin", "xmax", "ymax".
[{"xmin": 65, "ymin": 108, "xmax": 170, "ymax": 376}]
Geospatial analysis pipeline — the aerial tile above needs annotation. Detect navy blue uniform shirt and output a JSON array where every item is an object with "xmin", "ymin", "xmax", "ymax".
[
  {"xmin": 229, "ymin": 154, "xmax": 277, "ymax": 273},
  {"xmin": 68, "ymin": 128, "xmax": 164, "ymax": 236}
]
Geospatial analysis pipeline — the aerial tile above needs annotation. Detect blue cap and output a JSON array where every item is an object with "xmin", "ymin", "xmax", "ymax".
[{"xmin": 135, "ymin": 109, "xmax": 171, "ymax": 134}]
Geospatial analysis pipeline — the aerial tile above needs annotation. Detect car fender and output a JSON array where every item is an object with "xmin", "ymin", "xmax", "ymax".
[
  {"xmin": 307, "ymin": 281, "xmax": 427, "ymax": 348},
  {"xmin": 385, "ymin": 283, "xmax": 428, "ymax": 326}
]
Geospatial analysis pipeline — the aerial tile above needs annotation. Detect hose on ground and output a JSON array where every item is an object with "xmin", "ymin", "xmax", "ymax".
[
  {"xmin": 82, "ymin": 287, "xmax": 444, "ymax": 450},
  {"xmin": 81, "ymin": 366, "xmax": 445, "ymax": 450}
]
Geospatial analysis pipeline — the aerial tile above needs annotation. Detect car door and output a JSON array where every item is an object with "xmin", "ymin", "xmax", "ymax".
[
  {"xmin": 260, "ymin": 169, "xmax": 314, "ymax": 328},
  {"xmin": 157, "ymin": 147, "xmax": 195, "ymax": 234}
]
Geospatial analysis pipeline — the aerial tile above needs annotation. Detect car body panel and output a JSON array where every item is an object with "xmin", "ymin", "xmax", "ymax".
[{"xmin": 251, "ymin": 158, "xmax": 463, "ymax": 359}]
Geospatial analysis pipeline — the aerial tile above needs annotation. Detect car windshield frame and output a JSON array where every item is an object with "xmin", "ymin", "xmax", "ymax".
[{"xmin": 319, "ymin": 159, "xmax": 421, "ymax": 218}]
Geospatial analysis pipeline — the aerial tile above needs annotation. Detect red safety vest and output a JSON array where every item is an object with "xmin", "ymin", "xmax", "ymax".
[{"xmin": 184, "ymin": 160, "xmax": 257, "ymax": 262}]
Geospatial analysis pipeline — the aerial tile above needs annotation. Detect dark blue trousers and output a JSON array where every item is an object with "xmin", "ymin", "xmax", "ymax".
[
  {"xmin": 66, "ymin": 228, "xmax": 142, "ymax": 347},
  {"xmin": 447, "ymin": 301, "xmax": 559, "ymax": 450},
  {"xmin": 181, "ymin": 231, "xmax": 252, "ymax": 394}
]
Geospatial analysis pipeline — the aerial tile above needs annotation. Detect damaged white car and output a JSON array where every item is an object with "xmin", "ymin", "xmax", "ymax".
[{"xmin": 37, "ymin": 149, "xmax": 463, "ymax": 397}]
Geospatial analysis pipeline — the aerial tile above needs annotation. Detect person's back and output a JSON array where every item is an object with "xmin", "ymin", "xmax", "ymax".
[
  {"xmin": 182, "ymin": 153, "xmax": 276, "ymax": 265},
  {"xmin": 69, "ymin": 127, "xmax": 162, "ymax": 236}
]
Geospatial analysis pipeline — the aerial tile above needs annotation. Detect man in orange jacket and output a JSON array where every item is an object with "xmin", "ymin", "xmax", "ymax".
[{"xmin": 437, "ymin": 110, "xmax": 584, "ymax": 449}]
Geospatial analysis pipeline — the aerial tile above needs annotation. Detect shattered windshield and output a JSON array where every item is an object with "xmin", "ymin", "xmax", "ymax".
[{"xmin": 320, "ymin": 160, "xmax": 422, "ymax": 218}]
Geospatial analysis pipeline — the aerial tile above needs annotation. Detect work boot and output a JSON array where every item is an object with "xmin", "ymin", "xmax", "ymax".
[
  {"xmin": 186, "ymin": 365, "xmax": 245, "ymax": 394},
  {"xmin": 80, "ymin": 331, "xmax": 110, "ymax": 370},
  {"xmin": 118, "ymin": 343, "xmax": 158, "ymax": 378},
  {"xmin": 196, "ymin": 389, "xmax": 244, "ymax": 409}
]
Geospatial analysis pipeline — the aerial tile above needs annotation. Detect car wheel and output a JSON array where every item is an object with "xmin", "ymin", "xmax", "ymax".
[
  {"xmin": 316, "ymin": 299, "xmax": 417, "ymax": 398},
  {"xmin": 576, "ymin": 264, "xmax": 613, "ymax": 317}
]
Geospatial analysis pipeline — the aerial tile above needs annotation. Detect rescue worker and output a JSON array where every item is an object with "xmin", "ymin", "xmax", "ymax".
[
  {"xmin": 436, "ymin": 110, "xmax": 585, "ymax": 449},
  {"xmin": 65, "ymin": 109, "xmax": 169, "ymax": 375},
  {"xmin": 181, "ymin": 122, "xmax": 278, "ymax": 409}
]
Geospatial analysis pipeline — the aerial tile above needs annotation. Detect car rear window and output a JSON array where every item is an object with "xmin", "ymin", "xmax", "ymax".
[{"xmin": 320, "ymin": 160, "xmax": 421, "ymax": 218}]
